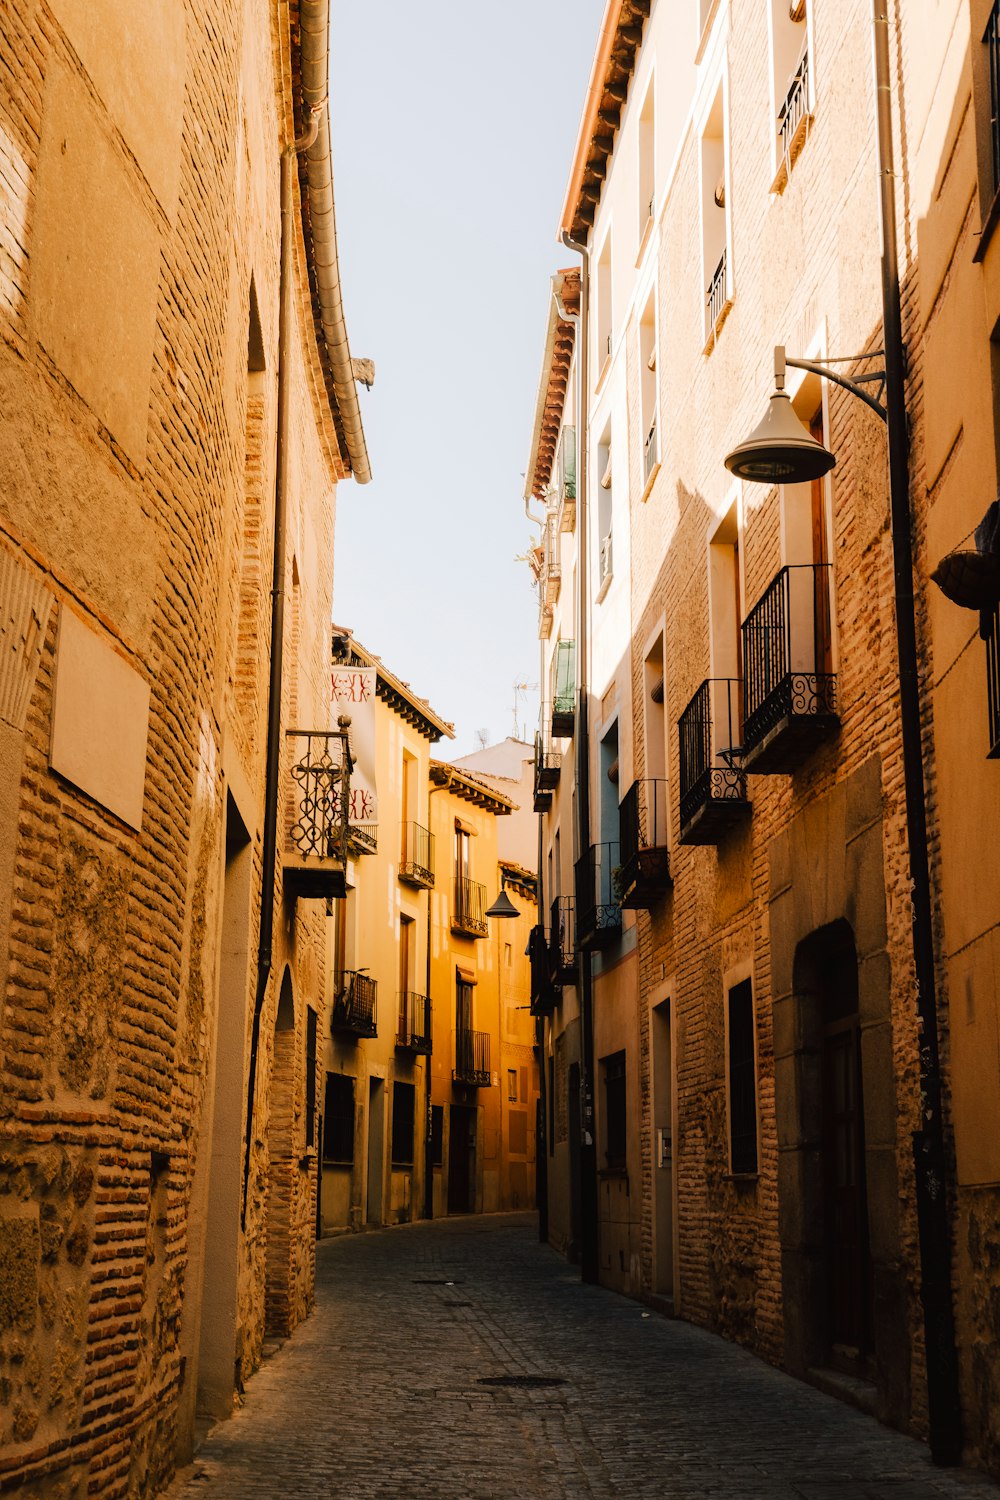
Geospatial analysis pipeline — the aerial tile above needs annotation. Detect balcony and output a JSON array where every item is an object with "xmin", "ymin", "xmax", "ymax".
[
  {"xmin": 533, "ymin": 726, "xmax": 561, "ymax": 811},
  {"xmin": 551, "ymin": 639, "xmax": 575, "ymax": 738},
  {"xmin": 283, "ymin": 729, "xmax": 351, "ymax": 899},
  {"xmin": 558, "ymin": 424, "xmax": 577, "ymax": 534},
  {"xmin": 453, "ymin": 1028, "xmax": 491, "ymax": 1087},
  {"xmin": 452, "ymin": 876, "xmax": 488, "ymax": 939},
  {"xmin": 529, "ymin": 924, "xmax": 558, "ymax": 1017},
  {"xmin": 331, "ymin": 970, "xmax": 377, "ymax": 1039},
  {"xmin": 548, "ymin": 895, "xmax": 577, "ymax": 986},
  {"xmin": 707, "ymin": 247, "xmax": 727, "ymax": 335},
  {"xmin": 399, "ymin": 821, "xmax": 434, "ymax": 888},
  {"xmin": 396, "ymin": 992, "xmax": 432, "ymax": 1054},
  {"xmin": 575, "ymin": 842, "xmax": 622, "ymax": 951},
  {"xmin": 349, "ymin": 823, "xmax": 377, "ymax": 857},
  {"xmin": 543, "ymin": 515, "xmax": 561, "ymax": 605},
  {"xmin": 741, "ymin": 564, "xmax": 838, "ymax": 773},
  {"xmin": 777, "ymin": 48, "xmax": 810, "ymax": 164},
  {"xmin": 618, "ymin": 780, "xmax": 671, "ymax": 909},
  {"xmin": 644, "ymin": 416, "xmax": 658, "ymax": 488},
  {"xmin": 678, "ymin": 678, "xmax": 751, "ymax": 844}
]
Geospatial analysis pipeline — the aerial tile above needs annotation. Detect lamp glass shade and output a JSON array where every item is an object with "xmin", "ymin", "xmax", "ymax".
[
  {"xmin": 724, "ymin": 390, "xmax": 836, "ymax": 484},
  {"xmin": 485, "ymin": 888, "xmax": 520, "ymax": 919}
]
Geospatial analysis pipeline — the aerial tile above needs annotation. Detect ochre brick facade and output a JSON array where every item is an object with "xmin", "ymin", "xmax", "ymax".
[
  {"xmin": 0, "ymin": 2, "xmax": 363, "ymax": 1493},
  {"xmin": 529, "ymin": 0, "xmax": 1000, "ymax": 1480}
]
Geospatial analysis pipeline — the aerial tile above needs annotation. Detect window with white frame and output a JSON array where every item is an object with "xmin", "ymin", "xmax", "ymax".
[
  {"xmin": 597, "ymin": 426, "xmax": 613, "ymax": 590},
  {"xmin": 596, "ymin": 234, "xmax": 613, "ymax": 377},
  {"xmin": 639, "ymin": 292, "xmax": 658, "ymax": 489},
  {"xmin": 700, "ymin": 77, "xmax": 731, "ymax": 346},
  {"xmin": 638, "ymin": 79, "xmax": 655, "ymax": 242},
  {"xmin": 770, "ymin": 0, "xmax": 811, "ymax": 188}
]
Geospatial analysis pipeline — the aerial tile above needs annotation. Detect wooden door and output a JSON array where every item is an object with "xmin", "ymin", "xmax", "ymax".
[{"xmin": 821, "ymin": 1015, "xmax": 873, "ymax": 1372}]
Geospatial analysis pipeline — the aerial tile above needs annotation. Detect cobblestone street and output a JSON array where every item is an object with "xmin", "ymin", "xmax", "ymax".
[{"xmin": 168, "ymin": 1214, "xmax": 1000, "ymax": 1499}]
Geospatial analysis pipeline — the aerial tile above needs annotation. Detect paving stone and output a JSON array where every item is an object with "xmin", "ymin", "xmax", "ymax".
[{"xmin": 164, "ymin": 1214, "xmax": 1000, "ymax": 1500}]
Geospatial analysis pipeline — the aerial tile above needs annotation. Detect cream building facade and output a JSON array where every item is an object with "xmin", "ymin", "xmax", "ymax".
[
  {"xmin": 527, "ymin": 0, "xmax": 1000, "ymax": 1479},
  {"xmin": 0, "ymin": 3, "xmax": 368, "ymax": 1493}
]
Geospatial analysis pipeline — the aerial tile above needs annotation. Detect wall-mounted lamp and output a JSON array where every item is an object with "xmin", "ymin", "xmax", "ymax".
[
  {"xmin": 485, "ymin": 888, "xmax": 520, "ymax": 919},
  {"xmin": 723, "ymin": 345, "xmax": 887, "ymax": 485}
]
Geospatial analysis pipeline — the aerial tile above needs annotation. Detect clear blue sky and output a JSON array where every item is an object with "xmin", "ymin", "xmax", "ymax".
[{"xmin": 330, "ymin": 2, "xmax": 605, "ymax": 757}]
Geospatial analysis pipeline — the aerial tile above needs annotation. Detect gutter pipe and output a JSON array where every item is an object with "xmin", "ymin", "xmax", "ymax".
[
  {"xmin": 561, "ymin": 227, "xmax": 599, "ymax": 1285},
  {"xmin": 300, "ymin": 0, "xmax": 371, "ymax": 485},
  {"xmin": 871, "ymin": 1, "xmax": 961, "ymax": 1464}
]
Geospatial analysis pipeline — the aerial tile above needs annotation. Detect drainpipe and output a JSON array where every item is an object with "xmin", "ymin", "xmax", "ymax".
[
  {"xmin": 561, "ymin": 228, "xmax": 599, "ymax": 1285},
  {"xmin": 872, "ymin": 1, "xmax": 961, "ymax": 1464},
  {"xmin": 423, "ymin": 770, "xmax": 455, "ymax": 1219},
  {"xmin": 241, "ymin": 105, "xmax": 323, "ymax": 1229}
]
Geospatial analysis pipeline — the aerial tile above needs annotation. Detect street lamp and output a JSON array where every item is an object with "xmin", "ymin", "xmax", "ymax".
[
  {"xmin": 724, "ymin": 345, "xmax": 886, "ymax": 482},
  {"xmin": 485, "ymin": 887, "xmax": 520, "ymax": 919}
]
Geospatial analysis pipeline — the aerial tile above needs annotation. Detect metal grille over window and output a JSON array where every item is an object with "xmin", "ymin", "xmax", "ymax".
[
  {"xmin": 987, "ymin": 602, "xmax": 1000, "ymax": 758},
  {"xmin": 778, "ymin": 48, "xmax": 810, "ymax": 161},
  {"xmin": 707, "ymin": 248, "xmax": 727, "ymax": 331},
  {"xmin": 988, "ymin": 3, "xmax": 1000, "ymax": 196}
]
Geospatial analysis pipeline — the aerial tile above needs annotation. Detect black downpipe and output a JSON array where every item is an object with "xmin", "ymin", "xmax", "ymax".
[
  {"xmin": 241, "ymin": 122, "xmax": 317, "ymax": 1230},
  {"xmin": 872, "ymin": 1, "xmax": 961, "ymax": 1464},
  {"xmin": 561, "ymin": 228, "xmax": 599, "ymax": 1285},
  {"xmin": 423, "ymin": 773, "xmax": 453, "ymax": 1220},
  {"xmin": 536, "ymin": 749, "xmax": 548, "ymax": 1242}
]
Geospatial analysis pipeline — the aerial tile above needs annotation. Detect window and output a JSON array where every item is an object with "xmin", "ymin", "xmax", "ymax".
[
  {"xmin": 602, "ymin": 1051, "xmax": 627, "ymax": 1169},
  {"xmin": 399, "ymin": 913, "xmax": 414, "ymax": 996},
  {"xmin": 639, "ymin": 294, "xmax": 658, "ymax": 490},
  {"xmin": 456, "ymin": 972, "xmax": 474, "ymax": 1035},
  {"xmin": 391, "ymin": 1081, "xmax": 415, "ymax": 1166},
  {"xmin": 455, "ymin": 825, "xmax": 471, "ymax": 882},
  {"xmin": 976, "ymin": 1, "xmax": 1000, "ymax": 229},
  {"xmin": 727, "ymin": 980, "xmax": 758, "ymax": 1174},
  {"xmin": 597, "ymin": 427, "xmax": 613, "ymax": 592},
  {"xmin": 322, "ymin": 1073, "xmax": 355, "ymax": 1164},
  {"xmin": 596, "ymin": 233, "xmax": 612, "ymax": 378},
  {"xmin": 430, "ymin": 1104, "xmax": 444, "ymax": 1167},
  {"xmin": 638, "ymin": 80, "xmax": 655, "ymax": 241},
  {"xmin": 700, "ymin": 77, "xmax": 731, "ymax": 346},
  {"xmin": 507, "ymin": 1068, "xmax": 518, "ymax": 1102},
  {"xmin": 644, "ymin": 636, "xmax": 667, "ymax": 783},
  {"xmin": 305, "ymin": 1008, "xmax": 317, "ymax": 1148},
  {"xmin": 769, "ymin": 0, "xmax": 811, "ymax": 189}
]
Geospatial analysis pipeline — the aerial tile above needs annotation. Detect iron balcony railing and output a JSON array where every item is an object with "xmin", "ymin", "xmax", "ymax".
[
  {"xmin": 618, "ymin": 780, "xmax": 671, "ymax": 908},
  {"xmin": 989, "ymin": 5, "xmax": 1000, "ymax": 197},
  {"xmin": 396, "ymin": 992, "xmax": 432, "ymax": 1054},
  {"xmin": 530, "ymin": 726, "xmax": 563, "ymax": 810},
  {"xmin": 741, "ymin": 563, "xmax": 837, "ymax": 770},
  {"xmin": 529, "ymin": 924, "xmax": 557, "ymax": 1015},
  {"xmin": 987, "ymin": 601, "xmax": 1000, "ymax": 758},
  {"xmin": 644, "ymin": 416, "xmax": 658, "ymax": 486},
  {"xmin": 777, "ymin": 48, "xmax": 810, "ymax": 160},
  {"xmin": 284, "ymin": 728, "xmax": 352, "ymax": 898},
  {"xmin": 706, "ymin": 248, "xmax": 727, "ymax": 332},
  {"xmin": 678, "ymin": 678, "xmax": 751, "ymax": 842},
  {"xmin": 453, "ymin": 1028, "xmax": 491, "ymax": 1087},
  {"xmin": 551, "ymin": 640, "xmax": 575, "ymax": 738},
  {"xmin": 399, "ymin": 821, "xmax": 434, "ymax": 888},
  {"xmin": 349, "ymin": 823, "xmax": 377, "ymax": 856},
  {"xmin": 575, "ymin": 841, "xmax": 622, "ymax": 950},
  {"xmin": 452, "ymin": 876, "xmax": 488, "ymax": 938},
  {"xmin": 331, "ymin": 970, "xmax": 377, "ymax": 1038},
  {"xmin": 549, "ymin": 895, "xmax": 577, "ymax": 984}
]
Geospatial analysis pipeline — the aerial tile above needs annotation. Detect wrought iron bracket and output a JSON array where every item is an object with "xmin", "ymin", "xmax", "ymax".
[{"xmin": 783, "ymin": 348, "xmax": 890, "ymax": 423}]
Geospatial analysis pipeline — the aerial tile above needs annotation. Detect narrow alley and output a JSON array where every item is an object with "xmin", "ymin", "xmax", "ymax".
[{"xmin": 168, "ymin": 1215, "xmax": 1000, "ymax": 1500}]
